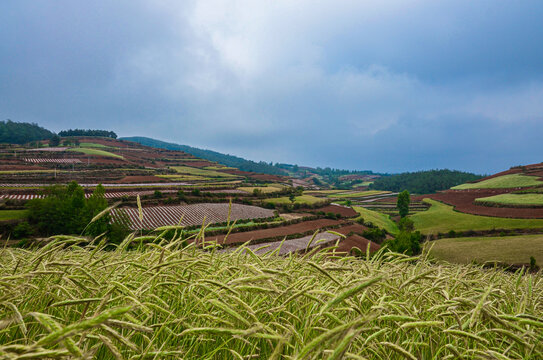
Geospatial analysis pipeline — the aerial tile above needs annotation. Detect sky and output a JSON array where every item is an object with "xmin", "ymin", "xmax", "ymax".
[{"xmin": 1, "ymin": 1, "xmax": 543, "ymax": 174}]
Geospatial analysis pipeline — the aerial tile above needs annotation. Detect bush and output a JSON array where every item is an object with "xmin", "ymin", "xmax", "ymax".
[
  {"xmin": 153, "ymin": 190, "xmax": 163, "ymax": 199},
  {"xmin": 191, "ymin": 189, "xmax": 201, "ymax": 196},
  {"xmin": 398, "ymin": 217, "xmax": 414, "ymax": 232},
  {"xmin": 12, "ymin": 222, "xmax": 32, "ymax": 239},
  {"xmin": 385, "ymin": 231, "xmax": 422, "ymax": 255},
  {"xmin": 362, "ymin": 228, "xmax": 387, "ymax": 243},
  {"xmin": 447, "ymin": 230, "xmax": 456, "ymax": 238}
]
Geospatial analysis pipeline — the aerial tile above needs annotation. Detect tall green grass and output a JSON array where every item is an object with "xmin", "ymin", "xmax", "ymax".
[{"xmin": 1, "ymin": 232, "xmax": 542, "ymax": 359}]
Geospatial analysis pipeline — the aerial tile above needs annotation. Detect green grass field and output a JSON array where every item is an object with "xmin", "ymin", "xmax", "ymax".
[
  {"xmin": 264, "ymin": 195, "xmax": 324, "ymax": 206},
  {"xmin": 238, "ymin": 186, "xmax": 284, "ymax": 194},
  {"xmin": 427, "ymin": 234, "xmax": 543, "ymax": 265},
  {"xmin": 79, "ymin": 142, "xmax": 110, "ymax": 149},
  {"xmin": 0, "ymin": 209, "xmax": 28, "ymax": 220},
  {"xmin": 67, "ymin": 147, "xmax": 124, "ymax": 159},
  {"xmin": 329, "ymin": 190, "xmax": 389, "ymax": 198},
  {"xmin": 2, "ymin": 237, "xmax": 542, "ymax": 359},
  {"xmin": 353, "ymin": 206, "xmax": 399, "ymax": 234},
  {"xmin": 474, "ymin": 193, "xmax": 543, "ymax": 207},
  {"xmin": 171, "ymin": 166, "xmax": 237, "ymax": 178},
  {"xmin": 452, "ymin": 173, "xmax": 543, "ymax": 189},
  {"xmin": 411, "ymin": 199, "xmax": 543, "ymax": 234}
]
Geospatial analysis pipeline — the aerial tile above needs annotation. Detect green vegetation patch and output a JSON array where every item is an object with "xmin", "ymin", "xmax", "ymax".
[
  {"xmin": 330, "ymin": 190, "xmax": 389, "ymax": 198},
  {"xmin": 238, "ymin": 186, "xmax": 284, "ymax": 194},
  {"xmin": 67, "ymin": 147, "xmax": 124, "ymax": 159},
  {"xmin": 156, "ymin": 174, "xmax": 208, "ymax": 181},
  {"xmin": 264, "ymin": 195, "xmax": 324, "ymax": 205},
  {"xmin": 452, "ymin": 174, "xmax": 543, "ymax": 190},
  {"xmin": 428, "ymin": 234, "xmax": 543, "ymax": 265},
  {"xmin": 0, "ymin": 210, "xmax": 28, "ymax": 221},
  {"xmin": 475, "ymin": 193, "xmax": 543, "ymax": 207},
  {"xmin": 411, "ymin": 199, "xmax": 543, "ymax": 234},
  {"xmin": 353, "ymin": 206, "xmax": 399, "ymax": 234},
  {"xmin": 79, "ymin": 142, "xmax": 110, "ymax": 149},
  {"xmin": 171, "ymin": 166, "xmax": 237, "ymax": 178}
]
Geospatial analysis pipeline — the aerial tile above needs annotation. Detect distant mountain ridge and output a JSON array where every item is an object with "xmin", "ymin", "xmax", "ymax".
[{"xmin": 121, "ymin": 136, "xmax": 287, "ymax": 176}]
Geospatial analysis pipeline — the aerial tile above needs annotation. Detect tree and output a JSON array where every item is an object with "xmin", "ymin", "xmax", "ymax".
[
  {"xmin": 385, "ymin": 231, "xmax": 422, "ymax": 255},
  {"xmin": 289, "ymin": 193, "xmax": 296, "ymax": 204},
  {"xmin": 49, "ymin": 135, "xmax": 61, "ymax": 147},
  {"xmin": 397, "ymin": 190, "xmax": 410, "ymax": 218}
]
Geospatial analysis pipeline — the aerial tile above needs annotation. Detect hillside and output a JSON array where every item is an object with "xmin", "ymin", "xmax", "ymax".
[
  {"xmin": 122, "ymin": 136, "xmax": 287, "ymax": 176},
  {"xmin": 0, "ymin": 120, "xmax": 54, "ymax": 144}
]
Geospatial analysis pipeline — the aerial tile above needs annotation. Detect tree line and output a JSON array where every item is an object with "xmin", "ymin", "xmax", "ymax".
[
  {"xmin": 0, "ymin": 120, "xmax": 54, "ymax": 144},
  {"xmin": 59, "ymin": 129, "xmax": 117, "ymax": 138},
  {"xmin": 369, "ymin": 169, "xmax": 482, "ymax": 194}
]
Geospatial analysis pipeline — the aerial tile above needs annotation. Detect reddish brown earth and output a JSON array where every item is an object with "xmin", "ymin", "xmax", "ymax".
[
  {"xmin": 208, "ymin": 219, "xmax": 343, "ymax": 244},
  {"xmin": 334, "ymin": 224, "xmax": 369, "ymax": 235},
  {"xmin": 115, "ymin": 175, "xmax": 169, "ymax": 183},
  {"xmin": 314, "ymin": 205, "xmax": 359, "ymax": 218},
  {"xmin": 177, "ymin": 161, "xmax": 217, "ymax": 168},
  {"xmin": 0, "ymin": 165, "xmax": 47, "ymax": 171},
  {"xmin": 416, "ymin": 189, "xmax": 543, "ymax": 219},
  {"xmin": 335, "ymin": 234, "xmax": 380, "ymax": 254},
  {"xmin": 219, "ymin": 169, "xmax": 285, "ymax": 182}
]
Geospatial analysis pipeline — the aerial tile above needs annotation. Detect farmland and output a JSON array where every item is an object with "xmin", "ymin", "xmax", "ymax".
[
  {"xmin": 411, "ymin": 199, "xmax": 543, "ymax": 234},
  {"xmin": 263, "ymin": 195, "xmax": 325, "ymax": 206},
  {"xmin": 353, "ymin": 206, "xmax": 399, "ymax": 234},
  {"xmin": 67, "ymin": 147, "xmax": 124, "ymax": 159},
  {"xmin": 112, "ymin": 203, "xmax": 275, "ymax": 230},
  {"xmin": 1, "ymin": 238, "xmax": 543, "ymax": 359},
  {"xmin": 452, "ymin": 173, "xmax": 543, "ymax": 189},
  {"xmin": 474, "ymin": 193, "xmax": 543, "ymax": 207},
  {"xmin": 428, "ymin": 234, "xmax": 543, "ymax": 265}
]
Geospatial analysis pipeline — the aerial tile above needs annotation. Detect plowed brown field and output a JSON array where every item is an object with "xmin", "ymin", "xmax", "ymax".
[
  {"xmin": 419, "ymin": 190, "xmax": 543, "ymax": 219},
  {"xmin": 316, "ymin": 205, "xmax": 359, "ymax": 218},
  {"xmin": 208, "ymin": 219, "xmax": 343, "ymax": 244}
]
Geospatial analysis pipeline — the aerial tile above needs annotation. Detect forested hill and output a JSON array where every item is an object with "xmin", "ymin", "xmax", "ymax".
[
  {"xmin": 0, "ymin": 120, "xmax": 54, "ymax": 144},
  {"xmin": 121, "ymin": 136, "xmax": 287, "ymax": 176},
  {"xmin": 369, "ymin": 169, "xmax": 483, "ymax": 194}
]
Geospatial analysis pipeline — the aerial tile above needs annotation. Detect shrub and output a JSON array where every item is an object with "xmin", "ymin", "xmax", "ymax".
[
  {"xmin": 191, "ymin": 189, "xmax": 201, "ymax": 196},
  {"xmin": 385, "ymin": 231, "xmax": 422, "ymax": 255},
  {"xmin": 12, "ymin": 221, "xmax": 32, "ymax": 239},
  {"xmin": 362, "ymin": 228, "xmax": 387, "ymax": 243},
  {"xmin": 153, "ymin": 190, "xmax": 163, "ymax": 198},
  {"xmin": 447, "ymin": 230, "xmax": 456, "ymax": 238},
  {"xmin": 398, "ymin": 217, "xmax": 414, "ymax": 232}
]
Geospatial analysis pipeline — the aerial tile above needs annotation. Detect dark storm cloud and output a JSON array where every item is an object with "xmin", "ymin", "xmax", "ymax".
[{"xmin": 1, "ymin": 1, "xmax": 542, "ymax": 173}]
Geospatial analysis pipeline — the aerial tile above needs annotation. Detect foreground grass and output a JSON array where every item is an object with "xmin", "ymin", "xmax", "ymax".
[
  {"xmin": 475, "ymin": 193, "xmax": 543, "ymax": 207},
  {"xmin": 1, "ymin": 237, "xmax": 543, "ymax": 359},
  {"xmin": 0, "ymin": 209, "xmax": 28, "ymax": 221},
  {"xmin": 452, "ymin": 173, "xmax": 543, "ymax": 189},
  {"xmin": 67, "ymin": 148, "xmax": 124, "ymax": 159},
  {"xmin": 428, "ymin": 234, "xmax": 543, "ymax": 265},
  {"xmin": 353, "ymin": 206, "xmax": 399, "ymax": 234},
  {"xmin": 411, "ymin": 199, "xmax": 543, "ymax": 234}
]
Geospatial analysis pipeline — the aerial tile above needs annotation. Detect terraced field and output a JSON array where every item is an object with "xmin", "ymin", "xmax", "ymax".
[
  {"xmin": 263, "ymin": 195, "xmax": 325, "ymax": 206},
  {"xmin": 474, "ymin": 193, "xmax": 543, "ymax": 207},
  {"xmin": 170, "ymin": 166, "xmax": 237, "ymax": 178},
  {"xmin": 112, "ymin": 203, "xmax": 274, "ymax": 230},
  {"xmin": 67, "ymin": 147, "xmax": 124, "ymax": 159},
  {"xmin": 452, "ymin": 173, "xmax": 543, "ymax": 189},
  {"xmin": 411, "ymin": 199, "xmax": 543, "ymax": 234},
  {"xmin": 353, "ymin": 206, "xmax": 399, "ymax": 234}
]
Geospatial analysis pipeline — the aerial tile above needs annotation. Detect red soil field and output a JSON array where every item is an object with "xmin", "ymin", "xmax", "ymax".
[
  {"xmin": 0, "ymin": 165, "xmax": 46, "ymax": 171},
  {"xmin": 333, "ymin": 223, "xmax": 369, "ymax": 235},
  {"xmin": 219, "ymin": 169, "xmax": 285, "ymax": 182},
  {"xmin": 335, "ymin": 234, "xmax": 380, "ymax": 254},
  {"xmin": 417, "ymin": 189, "xmax": 543, "ymax": 219},
  {"xmin": 177, "ymin": 161, "xmax": 217, "ymax": 168},
  {"xmin": 115, "ymin": 175, "xmax": 169, "ymax": 183},
  {"xmin": 315, "ymin": 205, "xmax": 359, "ymax": 218},
  {"xmin": 208, "ymin": 218, "xmax": 343, "ymax": 245}
]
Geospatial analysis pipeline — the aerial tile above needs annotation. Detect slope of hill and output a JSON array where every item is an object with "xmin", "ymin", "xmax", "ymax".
[{"xmin": 122, "ymin": 136, "xmax": 287, "ymax": 176}]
